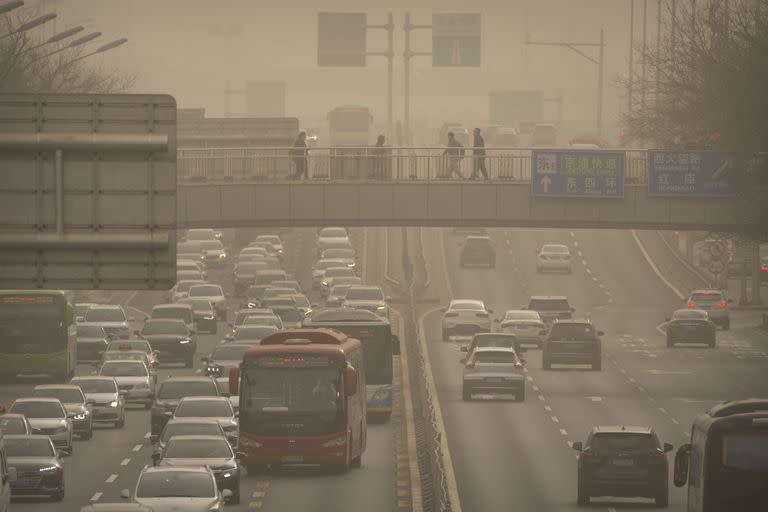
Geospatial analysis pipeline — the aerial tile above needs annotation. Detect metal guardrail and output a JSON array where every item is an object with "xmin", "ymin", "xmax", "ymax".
[{"xmin": 177, "ymin": 146, "xmax": 649, "ymax": 184}]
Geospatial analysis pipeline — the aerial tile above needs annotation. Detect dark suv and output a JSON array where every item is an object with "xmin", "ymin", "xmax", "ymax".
[
  {"xmin": 573, "ymin": 426, "xmax": 673, "ymax": 507},
  {"xmin": 542, "ymin": 319, "xmax": 603, "ymax": 370},
  {"xmin": 524, "ymin": 296, "xmax": 574, "ymax": 325},
  {"xmin": 459, "ymin": 236, "xmax": 495, "ymax": 268}
]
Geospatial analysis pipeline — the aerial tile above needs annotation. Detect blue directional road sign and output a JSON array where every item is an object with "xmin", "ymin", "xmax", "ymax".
[
  {"xmin": 531, "ymin": 150, "xmax": 625, "ymax": 198},
  {"xmin": 647, "ymin": 150, "xmax": 741, "ymax": 197}
]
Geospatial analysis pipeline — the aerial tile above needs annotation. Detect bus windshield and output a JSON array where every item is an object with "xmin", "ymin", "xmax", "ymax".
[
  {"xmin": 241, "ymin": 361, "xmax": 344, "ymax": 436},
  {"xmin": 721, "ymin": 431, "xmax": 768, "ymax": 471}
]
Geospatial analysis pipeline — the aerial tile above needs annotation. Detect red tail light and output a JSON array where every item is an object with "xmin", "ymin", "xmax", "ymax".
[
  {"xmin": 580, "ymin": 450, "xmax": 600, "ymax": 463},
  {"xmin": 715, "ymin": 300, "xmax": 727, "ymax": 308},
  {"xmin": 464, "ymin": 360, "xmax": 475, "ymax": 370},
  {"xmin": 686, "ymin": 300, "xmax": 696, "ymax": 308},
  {"xmin": 761, "ymin": 265, "xmax": 768, "ymax": 271},
  {"xmin": 514, "ymin": 361, "xmax": 524, "ymax": 369}
]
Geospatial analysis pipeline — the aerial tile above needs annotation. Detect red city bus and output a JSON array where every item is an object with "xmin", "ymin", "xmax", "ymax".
[{"xmin": 230, "ymin": 329, "xmax": 366, "ymax": 473}]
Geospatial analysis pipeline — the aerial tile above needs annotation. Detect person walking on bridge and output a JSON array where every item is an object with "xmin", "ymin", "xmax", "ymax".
[
  {"xmin": 291, "ymin": 131, "xmax": 309, "ymax": 180},
  {"xmin": 443, "ymin": 131, "xmax": 465, "ymax": 180},
  {"xmin": 471, "ymin": 127, "xmax": 489, "ymax": 180}
]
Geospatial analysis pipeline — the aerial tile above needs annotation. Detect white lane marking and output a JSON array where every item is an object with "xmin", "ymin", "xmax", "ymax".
[
  {"xmin": 608, "ymin": 508, "xmax": 617, "ymax": 512},
  {"xmin": 551, "ymin": 416, "xmax": 559, "ymax": 423},
  {"xmin": 588, "ymin": 396, "xmax": 603, "ymax": 402},
  {"xmin": 577, "ymin": 250, "xmax": 583, "ymax": 257},
  {"xmin": 544, "ymin": 405, "xmax": 552, "ymax": 412},
  {"xmin": 581, "ymin": 259, "xmax": 588, "ymax": 265},
  {"xmin": 598, "ymin": 283, "xmax": 605, "ymax": 288},
  {"xmin": 144, "ymin": 432, "xmax": 151, "ymax": 439},
  {"xmin": 195, "ymin": 368, "xmax": 202, "ymax": 374},
  {"xmin": 648, "ymin": 369, "xmax": 692, "ymax": 375},
  {"xmin": 619, "ymin": 368, "xmax": 627, "ymax": 374},
  {"xmin": 628, "ymin": 377, "xmax": 636, "ymax": 383},
  {"xmin": 560, "ymin": 428, "xmax": 568, "ymax": 436},
  {"xmin": 672, "ymin": 418, "xmax": 680, "ymax": 425},
  {"xmin": 637, "ymin": 386, "xmax": 646, "ymax": 392},
  {"xmin": 569, "ymin": 231, "xmax": 575, "ymax": 237},
  {"xmin": 120, "ymin": 458, "xmax": 130, "ymax": 466},
  {"xmin": 132, "ymin": 444, "xmax": 143, "ymax": 452},
  {"xmin": 573, "ymin": 240, "xmax": 579, "ymax": 248},
  {"xmin": 538, "ymin": 394, "xmax": 545, "ymax": 401},
  {"xmin": 106, "ymin": 474, "xmax": 118, "ymax": 483},
  {"xmin": 90, "ymin": 492, "xmax": 103, "ymax": 501},
  {"xmin": 567, "ymin": 440, "xmax": 574, "ymax": 447},
  {"xmin": 631, "ymin": 229, "xmax": 685, "ymax": 300},
  {"xmin": 532, "ymin": 385, "xmax": 539, "ymax": 392},
  {"xmin": 585, "ymin": 267, "xmax": 592, "ymax": 275},
  {"xmin": 659, "ymin": 407, "xmax": 668, "ymax": 415},
  {"xmin": 607, "ymin": 297, "xmax": 614, "ymax": 303},
  {"xmin": 526, "ymin": 376, "xmax": 534, "ymax": 381},
  {"xmin": 592, "ymin": 276, "xmax": 598, "ymax": 282},
  {"xmin": 656, "ymin": 321, "xmax": 668, "ymax": 336}
]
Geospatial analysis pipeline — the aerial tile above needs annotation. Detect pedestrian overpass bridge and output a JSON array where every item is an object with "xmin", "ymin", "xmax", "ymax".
[{"xmin": 177, "ymin": 147, "xmax": 767, "ymax": 233}]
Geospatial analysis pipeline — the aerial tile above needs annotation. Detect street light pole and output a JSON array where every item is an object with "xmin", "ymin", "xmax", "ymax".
[
  {"xmin": 526, "ymin": 30, "xmax": 607, "ymax": 136},
  {"xmin": 25, "ymin": 31, "xmax": 101, "ymax": 65},
  {"xmin": 0, "ymin": 0, "xmax": 23, "ymax": 15},
  {"xmin": 23, "ymin": 25, "xmax": 84, "ymax": 53},
  {"xmin": 65, "ymin": 37, "xmax": 127, "ymax": 65},
  {"xmin": 0, "ymin": 12, "xmax": 56, "ymax": 40}
]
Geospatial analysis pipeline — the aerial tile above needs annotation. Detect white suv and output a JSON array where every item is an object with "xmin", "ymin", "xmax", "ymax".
[{"xmin": 441, "ymin": 299, "xmax": 493, "ymax": 341}]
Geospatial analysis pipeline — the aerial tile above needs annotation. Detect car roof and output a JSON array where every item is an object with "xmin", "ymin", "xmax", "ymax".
[
  {"xmin": 552, "ymin": 318, "xmax": 592, "ymax": 325},
  {"xmin": 529, "ymin": 295, "xmax": 568, "ymax": 300},
  {"xmin": 347, "ymin": 285, "xmax": 381, "ymax": 291},
  {"xmin": 162, "ymin": 376, "xmax": 215, "ymax": 383},
  {"xmin": 473, "ymin": 346, "xmax": 518, "ymax": 354},
  {"xmin": 0, "ymin": 413, "xmax": 26, "ymax": 420},
  {"xmin": 178, "ymin": 396, "xmax": 229, "ymax": 403},
  {"xmin": 34, "ymin": 384, "xmax": 81, "ymax": 391},
  {"xmin": 88, "ymin": 304, "xmax": 122, "ymax": 310},
  {"xmin": 591, "ymin": 425, "xmax": 654, "ymax": 435},
  {"xmin": 71, "ymin": 376, "xmax": 117, "ymax": 382},
  {"xmin": 466, "ymin": 236, "xmax": 491, "ymax": 241},
  {"xmin": 690, "ymin": 289, "xmax": 724, "ymax": 295},
  {"xmin": 80, "ymin": 504, "xmax": 154, "ymax": 512},
  {"xmin": 3, "ymin": 433, "xmax": 50, "ymax": 440},
  {"xmin": 474, "ymin": 332, "xmax": 516, "ymax": 338},
  {"xmin": 153, "ymin": 303, "xmax": 193, "ymax": 310},
  {"xmin": 101, "ymin": 359, "xmax": 146, "ymax": 366},
  {"xmin": 164, "ymin": 434, "xmax": 227, "ymax": 442},
  {"xmin": 141, "ymin": 464, "xmax": 212, "ymax": 474},
  {"xmin": 13, "ymin": 397, "xmax": 62, "ymax": 403},
  {"xmin": 146, "ymin": 318, "xmax": 186, "ymax": 325},
  {"xmin": 166, "ymin": 417, "xmax": 221, "ymax": 425}
]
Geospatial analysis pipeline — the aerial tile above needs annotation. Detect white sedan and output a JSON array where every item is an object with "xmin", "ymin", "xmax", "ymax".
[
  {"xmin": 441, "ymin": 299, "xmax": 492, "ymax": 341},
  {"xmin": 536, "ymin": 244, "xmax": 573, "ymax": 273},
  {"xmin": 496, "ymin": 310, "xmax": 548, "ymax": 348}
]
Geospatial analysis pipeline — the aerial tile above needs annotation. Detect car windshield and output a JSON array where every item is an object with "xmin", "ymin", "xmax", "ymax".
[
  {"xmin": 180, "ymin": 298, "xmax": 214, "ymax": 312},
  {"xmin": 72, "ymin": 379, "xmax": 117, "ymax": 394},
  {"xmin": 324, "ymin": 248, "xmax": 354, "ymax": 259},
  {"xmin": 234, "ymin": 325, "xmax": 277, "ymax": 340},
  {"xmin": 529, "ymin": 299, "xmax": 570, "ymax": 311},
  {"xmin": 176, "ymin": 281, "xmax": 205, "ymax": 293},
  {"xmin": 136, "ymin": 471, "xmax": 215, "ymax": 498},
  {"xmin": 10, "ymin": 401, "xmax": 64, "ymax": 418},
  {"xmin": 325, "ymin": 268, "xmax": 354, "ymax": 278},
  {"xmin": 161, "ymin": 422, "xmax": 222, "ymax": 443},
  {"xmin": 264, "ymin": 288, "xmax": 295, "ymax": 298},
  {"xmin": 256, "ymin": 235, "xmax": 280, "ymax": 244},
  {"xmin": 504, "ymin": 311, "xmax": 540, "ymax": 321},
  {"xmin": 549, "ymin": 323, "xmax": 596, "ymax": 340},
  {"xmin": 673, "ymin": 309, "xmax": 708, "ymax": 320},
  {"xmin": 32, "ymin": 388, "xmax": 83, "ymax": 403},
  {"xmin": 189, "ymin": 285, "xmax": 223, "ymax": 297},
  {"xmin": 158, "ymin": 381, "xmax": 218, "ymax": 400},
  {"xmin": 262, "ymin": 297, "xmax": 295, "ymax": 307},
  {"xmin": 142, "ymin": 320, "xmax": 187, "ymax": 335},
  {"xmin": 175, "ymin": 400, "xmax": 233, "ymax": 418},
  {"xmin": 212, "ymin": 345, "xmax": 250, "ymax": 360},
  {"xmin": 186, "ymin": 229, "xmax": 215, "ymax": 240},
  {"xmin": 317, "ymin": 260, "xmax": 346, "ymax": 270},
  {"xmin": 691, "ymin": 292, "xmax": 724, "ymax": 303},
  {"xmin": 199, "ymin": 240, "xmax": 223, "ymax": 251},
  {"xmin": 474, "ymin": 351, "xmax": 518, "ymax": 364},
  {"xmin": 590, "ymin": 433, "xmax": 657, "ymax": 453},
  {"xmin": 5, "ymin": 437, "xmax": 55, "ymax": 457},
  {"xmin": 242, "ymin": 316, "xmax": 281, "ymax": 329},
  {"xmin": 77, "ymin": 325, "xmax": 106, "ymax": 337},
  {"xmin": 103, "ymin": 351, "xmax": 145, "ymax": 362},
  {"xmin": 165, "ymin": 438, "xmax": 232, "ymax": 458},
  {"xmin": 473, "ymin": 335, "xmax": 516, "ymax": 348},
  {"xmin": 292, "ymin": 295, "xmax": 310, "ymax": 308},
  {"xmin": 542, "ymin": 244, "xmax": 569, "ymax": 253},
  {"xmin": 74, "ymin": 304, "xmax": 92, "ymax": 317},
  {"xmin": 237, "ymin": 262, "xmax": 267, "ymax": 273},
  {"xmin": 152, "ymin": 308, "xmax": 191, "ymax": 321},
  {"xmin": 101, "ymin": 362, "xmax": 148, "ymax": 377},
  {"xmin": 107, "ymin": 341, "xmax": 150, "ymax": 353},
  {"xmin": 451, "ymin": 301, "xmax": 483, "ymax": 311},
  {"xmin": 274, "ymin": 308, "xmax": 303, "ymax": 323},
  {"xmin": 243, "ymin": 365, "xmax": 342, "ymax": 414},
  {"xmin": 0, "ymin": 417, "xmax": 26, "ymax": 434},
  {"xmin": 320, "ymin": 228, "xmax": 347, "ymax": 238},
  {"xmin": 346, "ymin": 288, "xmax": 384, "ymax": 301},
  {"xmin": 84, "ymin": 308, "xmax": 125, "ymax": 322},
  {"xmin": 330, "ymin": 285, "xmax": 351, "ymax": 297}
]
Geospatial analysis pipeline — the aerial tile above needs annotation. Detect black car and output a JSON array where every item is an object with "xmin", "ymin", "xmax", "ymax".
[
  {"xmin": 573, "ymin": 426, "xmax": 673, "ymax": 507},
  {"xmin": 136, "ymin": 318, "xmax": 196, "ymax": 368},
  {"xmin": 542, "ymin": 319, "xmax": 603, "ymax": 371},
  {"xmin": 5, "ymin": 434, "xmax": 65, "ymax": 501},
  {"xmin": 665, "ymin": 308, "xmax": 716, "ymax": 348},
  {"xmin": 459, "ymin": 236, "xmax": 496, "ymax": 268},
  {"xmin": 150, "ymin": 376, "xmax": 221, "ymax": 435},
  {"xmin": 179, "ymin": 297, "xmax": 218, "ymax": 334},
  {"xmin": 76, "ymin": 324, "xmax": 111, "ymax": 362}
]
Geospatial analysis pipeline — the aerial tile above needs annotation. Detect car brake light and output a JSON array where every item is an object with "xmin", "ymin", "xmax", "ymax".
[
  {"xmin": 514, "ymin": 361, "xmax": 524, "ymax": 369},
  {"xmin": 580, "ymin": 450, "xmax": 600, "ymax": 463},
  {"xmin": 761, "ymin": 265, "xmax": 768, "ymax": 271},
  {"xmin": 464, "ymin": 360, "xmax": 475, "ymax": 370},
  {"xmin": 686, "ymin": 300, "xmax": 696, "ymax": 308},
  {"xmin": 715, "ymin": 300, "xmax": 727, "ymax": 308}
]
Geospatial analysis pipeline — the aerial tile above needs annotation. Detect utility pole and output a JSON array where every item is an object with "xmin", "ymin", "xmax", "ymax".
[
  {"xmin": 641, "ymin": 0, "xmax": 648, "ymax": 111},
  {"xmin": 402, "ymin": 12, "xmax": 432, "ymax": 145},
  {"xmin": 629, "ymin": 0, "xmax": 635, "ymax": 116},
  {"xmin": 655, "ymin": 0, "xmax": 662, "ymax": 127},
  {"xmin": 526, "ymin": 29, "xmax": 606, "ymax": 136},
  {"xmin": 544, "ymin": 93, "xmax": 564, "ymax": 128},
  {"xmin": 365, "ymin": 13, "xmax": 395, "ymax": 139}
]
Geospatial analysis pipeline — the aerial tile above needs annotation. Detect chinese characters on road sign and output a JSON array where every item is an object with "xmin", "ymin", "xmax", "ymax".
[
  {"xmin": 647, "ymin": 150, "xmax": 740, "ymax": 197},
  {"xmin": 531, "ymin": 150, "xmax": 625, "ymax": 198}
]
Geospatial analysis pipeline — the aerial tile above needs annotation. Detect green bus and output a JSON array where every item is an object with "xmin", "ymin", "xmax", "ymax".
[
  {"xmin": 0, "ymin": 290, "xmax": 76, "ymax": 381},
  {"xmin": 674, "ymin": 399, "xmax": 768, "ymax": 511}
]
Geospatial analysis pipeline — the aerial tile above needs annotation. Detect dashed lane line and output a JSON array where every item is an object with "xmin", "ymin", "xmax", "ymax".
[
  {"xmin": 544, "ymin": 405, "xmax": 552, "ymax": 412},
  {"xmin": 132, "ymin": 444, "xmax": 143, "ymax": 452},
  {"xmin": 105, "ymin": 474, "xmax": 118, "ymax": 483},
  {"xmin": 120, "ymin": 458, "xmax": 130, "ymax": 466},
  {"xmin": 560, "ymin": 428, "xmax": 568, "ymax": 436},
  {"xmin": 90, "ymin": 492, "xmax": 102, "ymax": 501},
  {"xmin": 143, "ymin": 432, "xmax": 151, "ymax": 439},
  {"xmin": 551, "ymin": 416, "xmax": 559, "ymax": 423},
  {"xmin": 538, "ymin": 394, "xmax": 545, "ymax": 401}
]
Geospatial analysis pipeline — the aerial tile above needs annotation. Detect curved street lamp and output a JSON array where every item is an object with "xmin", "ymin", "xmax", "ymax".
[
  {"xmin": 67, "ymin": 37, "xmax": 127, "ymax": 64},
  {"xmin": 0, "ymin": 12, "xmax": 56, "ymax": 40},
  {"xmin": 23, "ymin": 25, "xmax": 84, "ymax": 53},
  {"xmin": 25, "ymin": 31, "xmax": 101, "ymax": 64},
  {"xmin": 0, "ymin": 0, "xmax": 24, "ymax": 16}
]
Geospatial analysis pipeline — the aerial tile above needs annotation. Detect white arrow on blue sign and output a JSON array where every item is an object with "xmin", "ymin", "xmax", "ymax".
[
  {"xmin": 647, "ymin": 150, "xmax": 741, "ymax": 197},
  {"xmin": 531, "ymin": 150, "xmax": 625, "ymax": 198}
]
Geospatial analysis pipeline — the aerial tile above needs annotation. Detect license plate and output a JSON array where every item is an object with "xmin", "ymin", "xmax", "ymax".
[
  {"xmin": 281, "ymin": 455, "xmax": 303, "ymax": 463},
  {"xmin": 612, "ymin": 458, "xmax": 634, "ymax": 466},
  {"xmin": 486, "ymin": 377, "xmax": 503, "ymax": 383}
]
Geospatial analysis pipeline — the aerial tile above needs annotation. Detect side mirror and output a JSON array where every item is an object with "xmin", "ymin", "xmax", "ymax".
[
  {"xmin": 460, "ymin": 346, "xmax": 468, "ymax": 352},
  {"xmin": 201, "ymin": 356, "xmax": 209, "ymax": 364},
  {"xmin": 572, "ymin": 441, "xmax": 583, "ymax": 452},
  {"xmin": 596, "ymin": 330, "xmax": 604, "ymax": 337},
  {"xmin": 487, "ymin": 308, "xmax": 493, "ymax": 314},
  {"xmin": 153, "ymin": 350, "xmax": 161, "ymax": 357},
  {"xmin": 235, "ymin": 451, "xmax": 247, "ymax": 461},
  {"xmin": 150, "ymin": 434, "xmax": 159, "ymax": 444},
  {"xmin": 151, "ymin": 451, "xmax": 162, "ymax": 464},
  {"xmin": 163, "ymin": 411, "xmax": 173, "ymax": 417},
  {"xmin": 673, "ymin": 443, "xmax": 691, "ymax": 487},
  {"xmin": 86, "ymin": 399, "xmax": 96, "ymax": 406},
  {"xmin": 31, "ymin": 427, "xmax": 41, "ymax": 434},
  {"xmin": 520, "ymin": 358, "xmax": 527, "ymax": 365},
  {"xmin": 129, "ymin": 316, "xmax": 135, "ymax": 322},
  {"xmin": 664, "ymin": 442, "xmax": 674, "ymax": 453},
  {"xmin": 392, "ymin": 335, "xmax": 401, "ymax": 356},
  {"xmin": 190, "ymin": 330, "xmax": 197, "ymax": 335},
  {"xmin": 344, "ymin": 365, "xmax": 359, "ymax": 396},
  {"xmin": 385, "ymin": 296, "xmax": 392, "ymax": 302},
  {"xmin": 221, "ymin": 392, "xmax": 231, "ymax": 398},
  {"xmin": 7, "ymin": 467, "xmax": 17, "ymax": 483},
  {"xmin": 120, "ymin": 489, "xmax": 130, "ymax": 499}
]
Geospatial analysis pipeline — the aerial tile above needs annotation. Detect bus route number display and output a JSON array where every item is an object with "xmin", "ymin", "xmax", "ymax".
[{"xmin": 257, "ymin": 355, "xmax": 331, "ymax": 368}]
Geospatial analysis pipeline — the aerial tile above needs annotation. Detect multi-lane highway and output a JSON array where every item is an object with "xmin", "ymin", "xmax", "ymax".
[
  {"xmin": 0, "ymin": 227, "xmax": 399, "ymax": 512},
  {"xmin": 418, "ymin": 227, "xmax": 768, "ymax": 511}
]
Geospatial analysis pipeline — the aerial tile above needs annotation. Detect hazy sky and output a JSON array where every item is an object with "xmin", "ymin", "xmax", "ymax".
[{"xmin": 28, "ymin": 1, "xmax": 654, "ymax": 140}]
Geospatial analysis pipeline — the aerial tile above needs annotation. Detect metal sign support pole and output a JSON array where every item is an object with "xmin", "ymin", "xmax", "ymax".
[
  {"xmin": 365, "ymin": 12, "xmax": 395, "ymax": 139},
  {"xmin": 403, "ymin": 12, "xmax": 432, "ymax": 145}
]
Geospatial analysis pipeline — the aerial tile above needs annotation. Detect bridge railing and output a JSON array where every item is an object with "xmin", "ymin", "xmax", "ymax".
[{"xmin": 177, "ymin": 146, "xmax": 650, "ymax": 184}]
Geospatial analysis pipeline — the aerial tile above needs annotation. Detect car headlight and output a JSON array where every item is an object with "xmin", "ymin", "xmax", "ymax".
[
  {"xmin": 203, "ymin": 315, "xmax": 215, "ymax": 320},
  {"xmin": 321, "ymin": 435, "xmax": 347, "ymax": 448},
  {"xmin": 376, "ymin": 305, "xmax": 386, "ymax": 310},
  {"xmin": 179, "ymin": 338, "xmax": 191, "ymax": 344},
  {"xmin": 109, "ymin": 400, "xmax": 119, "ymax": 408},
  {"xmin": 321, "ymin": 281, "xmax": 328, "ymax": 286},
  {"xmin": 73, "ymin": 412, "xmax": 88, "ymax": 420},
  {"xmin": 38, "ymin": 465, "xmax": 60, "ymax": 472},
  {"xmin": 347, "ymin": 262, "xmax": 356, "ymax": 268},
  {"xmin": 218, "ymin": 253, "xmax": 227, "ymax": 259}
]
